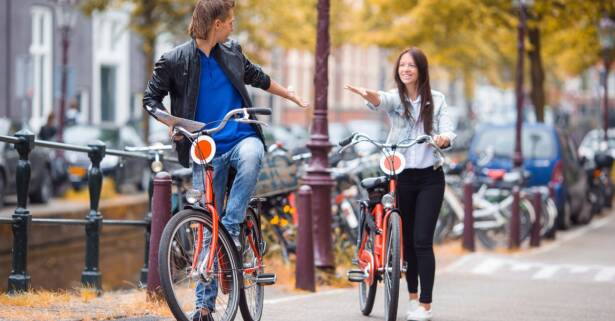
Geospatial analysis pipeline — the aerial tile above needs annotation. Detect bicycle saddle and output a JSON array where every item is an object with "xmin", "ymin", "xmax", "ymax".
[
  {"xmin": 145, "ymin": 105, "xmax": 205, "ymax": 133},
  {"xmin": 361, "ymin": 176, "xmax": 389, "ymax": 189}
]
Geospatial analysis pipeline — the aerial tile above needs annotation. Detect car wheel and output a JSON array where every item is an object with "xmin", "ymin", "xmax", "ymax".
[
  {"xmin": 30, "ymin": 170, "xmax": 52, "ymax": 204},
  {"xmin": 113, "ymin": 168, "xmax": 123, "ymax": 193},
  {"xmin": 557, "ymin": 197, "xmax": 572, "ymax": 230},
  {"xmin": 572, "ymin": 191, "xmax": 593, "ymax": 225}
]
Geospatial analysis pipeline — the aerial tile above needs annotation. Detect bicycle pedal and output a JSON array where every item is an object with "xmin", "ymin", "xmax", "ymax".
[
  {"xmin": 347, "ymin": 269, "xmax": 368, "ymax": 282},
  {"xmin": 255, "ymin": 273, "xmax": 277, "ymax": 286}
]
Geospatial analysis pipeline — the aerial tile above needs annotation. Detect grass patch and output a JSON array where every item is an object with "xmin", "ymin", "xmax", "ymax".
[{"xmin": 0, "ymin": 288, "xmax": 172, "ymax": 321}]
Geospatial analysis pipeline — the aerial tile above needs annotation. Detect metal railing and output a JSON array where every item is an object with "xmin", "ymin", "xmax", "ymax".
[{"xmin": 0, "ymin": 129, "xmax": 177, "ymax": 294}]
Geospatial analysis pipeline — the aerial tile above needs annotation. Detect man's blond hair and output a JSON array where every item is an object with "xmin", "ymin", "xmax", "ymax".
[{"xmin": 188, "ymin": 0, "xmax": 235, "ymax": 39}]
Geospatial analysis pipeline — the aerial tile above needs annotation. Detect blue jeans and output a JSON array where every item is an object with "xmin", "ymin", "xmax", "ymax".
[{"xmin": 192, "ymin": 136, "xmax": 264, "ymax": 310}]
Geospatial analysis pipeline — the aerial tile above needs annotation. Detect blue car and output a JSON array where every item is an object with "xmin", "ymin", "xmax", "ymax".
[{"xmin": 468, "ymin": 123, "xmax": 591, "ymax": 229}]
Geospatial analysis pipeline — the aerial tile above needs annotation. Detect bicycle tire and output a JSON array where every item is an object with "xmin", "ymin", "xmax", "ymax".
[
  {"xmin": 239, "ymin": 208, "xmax": 265, "ymax": 321},
  {"xmin": 476, "ymin": 199, "xmax": 534, "ymax": 249},
  {"xmin": 383, "ymin": 211, "xmax": 401, "ymax": 321},
  {"xmin": 358, "ymin": 228, "xmax": 377, "ymax": 316},
  {"xmin": 159, "ymin": 209, "xmax": 241, "ymax": 321}
]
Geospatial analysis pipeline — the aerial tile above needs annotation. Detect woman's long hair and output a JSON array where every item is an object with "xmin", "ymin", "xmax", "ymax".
[{"xmin": 394, "ymin": 47, "xmax": 434, "ymax": 134}]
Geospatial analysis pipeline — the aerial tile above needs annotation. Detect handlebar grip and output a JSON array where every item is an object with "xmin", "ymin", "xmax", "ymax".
[
  {"xmin": 247, "ymin": 107, "xmax": 272, "ymax": 116},
  {"xmin": 339, "ymin": 133, "xmax": 355, "ymax": 147},
  {"xmin": 416, "ymin": 135, "xmax": 429, "ymax": 144}
]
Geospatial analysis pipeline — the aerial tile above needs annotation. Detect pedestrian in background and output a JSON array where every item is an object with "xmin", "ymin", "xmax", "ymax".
[
  {"xmin": 38, "ymin": 112, "xmax": 57, "ymax": 140},
  {"xmin": 345, "ymin": 47, "xmax": 456, "ymax": 321}
]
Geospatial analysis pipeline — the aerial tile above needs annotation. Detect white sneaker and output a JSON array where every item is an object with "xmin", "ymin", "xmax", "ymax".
[
  {"xmin": 407, "ymin": 299, "xmax": 420, "ymax": 313},
  {"xmin": 406, "ymin": 305, "xmax": 432, "ymax": 321}
]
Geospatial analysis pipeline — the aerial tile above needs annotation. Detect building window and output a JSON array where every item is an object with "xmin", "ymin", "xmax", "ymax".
[
  {"xmin": 100, "ymin": 65, "xmax": 116, "ymax": 122},
  {"xmin": 30, "ymin": 6, "xmax": 53, "ymax": 127}
]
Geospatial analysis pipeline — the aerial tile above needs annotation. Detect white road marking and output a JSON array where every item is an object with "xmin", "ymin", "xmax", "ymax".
[
  {"xmin": 532, "ymin": 265, "xmax": 560, "ymax": 279},
  {"xmin": 263, "ymin": 288, "xmax": 349, "ymax": 305},
  {"xmin": 472, "ymin": 258, "xmax": 507, "ymax": 275},
  {"xmin": 593, "ymin": 268, "xmax": 615, "ymax": 282}
]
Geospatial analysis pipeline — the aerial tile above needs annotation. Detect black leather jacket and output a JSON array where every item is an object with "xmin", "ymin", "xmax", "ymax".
[{"xmin": 143, "ymin": 38, "xmax": 271, "ymax": 167}]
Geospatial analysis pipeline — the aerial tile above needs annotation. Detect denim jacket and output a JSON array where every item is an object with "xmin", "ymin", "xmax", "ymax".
[{"xmin": 367, "ymin": 89, "xmax": 456, "ymax": 167}]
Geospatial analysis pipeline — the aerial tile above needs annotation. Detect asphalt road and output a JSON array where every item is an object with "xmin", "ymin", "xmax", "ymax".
[{"xmin": 111, "ymin": 212, "xmax": 615, "ymax": 321}]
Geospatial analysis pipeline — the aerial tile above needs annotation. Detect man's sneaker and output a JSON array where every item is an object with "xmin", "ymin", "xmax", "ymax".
[
  {"xmin": 406, "ymin": 305, "xmax": 432, "ymax": 321},
  {"xmin": 191, "ymin": 309, "xmax": 214, "ymax": 321}
]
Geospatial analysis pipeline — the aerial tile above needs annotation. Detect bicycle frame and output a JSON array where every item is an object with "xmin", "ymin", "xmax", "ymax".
[{"xmin": 356, "ymin": 167, "xmax": 405, "ymax": 287}]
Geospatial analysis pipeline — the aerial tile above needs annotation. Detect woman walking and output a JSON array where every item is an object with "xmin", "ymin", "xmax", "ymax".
[{"xmin": 345, "ymin": 47, "xmax": 455, "ymax": 321}]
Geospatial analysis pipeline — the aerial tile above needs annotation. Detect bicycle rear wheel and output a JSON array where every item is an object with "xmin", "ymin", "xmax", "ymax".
[
  {"xmin": 476, "ymin": 199, "xmax": 534, "ymax": 249},
  {"xmin": 239, "ymin": 208, "xmax": 265, "ymax": 321},
  {"xmin": 159, "ymin": 209, "xmax": 241, "ymax": 321},
  {"xmin": 384, "ymin": 211, "xmax": 401, "ymax": 321}
]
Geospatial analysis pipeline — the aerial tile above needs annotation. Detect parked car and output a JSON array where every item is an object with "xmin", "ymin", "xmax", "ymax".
[
  {"xmin": 578, "ymin": 128, "xmax": 615, "ymax": 210},
  {"xmin": 0, "ymin": 119, "xmax": 59, "ymax": 206},
  {"xmin": 468, "ymin": 123, "xmax": 591, "ymax": 229},
  {"xmin": 63, "ymin": 124, "xmax": 150, "ymax": 192},
  {"xmin": 578, "ymin": 128, "xmax": 615, "ymax": 160}
]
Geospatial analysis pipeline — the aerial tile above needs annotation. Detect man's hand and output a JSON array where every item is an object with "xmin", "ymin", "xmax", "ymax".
[
  {"xmin": 287, "ymin": 86, "xmax": 309, "ymax": 108},
  {"xmin": 433, "ymin": 135, "xmax": 450, "ymax": 148},
  {"xmin": 168, "ymin": 127, "xmax": 184, "ymax": 142}
]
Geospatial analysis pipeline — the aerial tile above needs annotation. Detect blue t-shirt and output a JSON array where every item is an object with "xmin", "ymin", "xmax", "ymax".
[{"xmin": 195, "ymin": 49, "xmax": 256, "ymax": 156}]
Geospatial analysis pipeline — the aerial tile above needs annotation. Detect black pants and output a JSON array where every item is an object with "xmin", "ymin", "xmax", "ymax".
[{"xmin": 397, "ymin": 166, "xmax": 445, "ymax": 304}]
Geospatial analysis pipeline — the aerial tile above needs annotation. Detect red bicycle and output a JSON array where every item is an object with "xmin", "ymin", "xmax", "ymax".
[
  {"xmin": 339, "ymin": 133, "xmax": 444, "ymax": 321},
  {"xmin": 146, "ymin": 106, "xmax": 276, "ymax": 321}
]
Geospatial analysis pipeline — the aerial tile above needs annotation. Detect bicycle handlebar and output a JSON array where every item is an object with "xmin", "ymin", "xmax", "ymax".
[
  {"xmin": 125, "ymin": 144, "xmax": 173, "ymax": 152},
  {"xmin": 145, "ymin": 105, "xmax": 271, "ymax": 140}
]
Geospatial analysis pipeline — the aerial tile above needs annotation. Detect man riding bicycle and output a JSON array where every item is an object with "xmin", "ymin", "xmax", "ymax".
[{"xmin": 143, "ymin": 1, "xmax": 308, "ymax": 319}]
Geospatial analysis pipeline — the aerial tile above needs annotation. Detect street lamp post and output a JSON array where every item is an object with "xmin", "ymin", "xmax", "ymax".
[
  {"xmin": 303, "ymin": 0, "xmax": 335, "ymax": 268},
  {"xmin": 54, "ymin": 0, "xmax": 78, "ymax": 143},
  {"xmin": 510, "ymin": 0, "xmax": 530, "ymax": 249},
  {"xmin": 599, "ymin": 14, "xmax": 615, "ymax": 141}
]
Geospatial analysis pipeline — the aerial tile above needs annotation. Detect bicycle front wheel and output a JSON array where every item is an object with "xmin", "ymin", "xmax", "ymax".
[
  {"xmin": 358, "ymin": 228, "xmax": 377, "ymax": 316},
  {"xmin": 239, "ymin": 208, "xmax": 265, "ymax": 321},
  {"xmin": 159, "ymin": 209, "xmax": 241, "ymax": 321},
  {"xmin": 384, "ymin": 211, "xmax": 401, "ymax": 321}
]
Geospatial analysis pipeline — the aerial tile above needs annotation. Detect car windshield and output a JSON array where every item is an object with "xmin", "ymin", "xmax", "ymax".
[
  {"xmin": 64, "ymin": 126, "xmax": 120, "ymax": 148},
  {"xmin": 472, "ymin": 126, "xmax": 556, "ymax": 159},
  {"xmin": 580, "ymin": 130, "xmax": 615, "ymax": 150}
]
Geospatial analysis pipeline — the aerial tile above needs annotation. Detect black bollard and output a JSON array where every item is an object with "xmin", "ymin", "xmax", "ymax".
[
  {"xmin": 296, "ymin": 185, "xmax": 315, "ymax": 291},
  {"xmin": 8, "ymin": 130, "xmax": 35, "ymax": 294},
  {"xmin": 147, "ymin": 171, "xmax": 172, "ymax": 299},
  {"xmin": 140, "ymin": 152, "xmax": 160, "ymax": 286},
  {"xmin": 462, "ymin": 168, "xmax": 475, "ymax": 252},
  {"xmin": 82, "ymin": 141, "xmax": 105, "ymax": 292},
  {"xmin": 530, "ymin": 190, "xmax": 542, "ymax": 247}
]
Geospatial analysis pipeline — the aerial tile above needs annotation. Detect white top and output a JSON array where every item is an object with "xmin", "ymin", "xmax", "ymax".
[{"xmin": 367, "ymin": 89, "xmax": 456, "ymax": 169}]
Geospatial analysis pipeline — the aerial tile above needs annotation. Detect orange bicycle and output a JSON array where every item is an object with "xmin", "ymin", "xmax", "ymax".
[
  {"xmin": 340, "ymin": 133, "xmax": 444, "ymax": 321},
  {"xmin": 147, "ymin": 106, "xmax": 276, "ymax": 321}
]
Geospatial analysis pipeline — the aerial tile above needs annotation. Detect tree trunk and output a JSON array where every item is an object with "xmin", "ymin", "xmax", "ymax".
[
  {"xmin": 462, "ymin": 68, "xmax": 475, "ymax": 120},
  {"xmin": 140, "ymin": 0, "xmax": 156, "ymax": 145},
  {"xmin": 528, "ymin": 27, "xmax": 545, "ymax": 123}
]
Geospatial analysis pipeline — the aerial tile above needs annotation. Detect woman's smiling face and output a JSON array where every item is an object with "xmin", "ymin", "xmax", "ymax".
[{"xmin": 398, "ymin": 52, "xmax": 418, "ymax": 86}]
